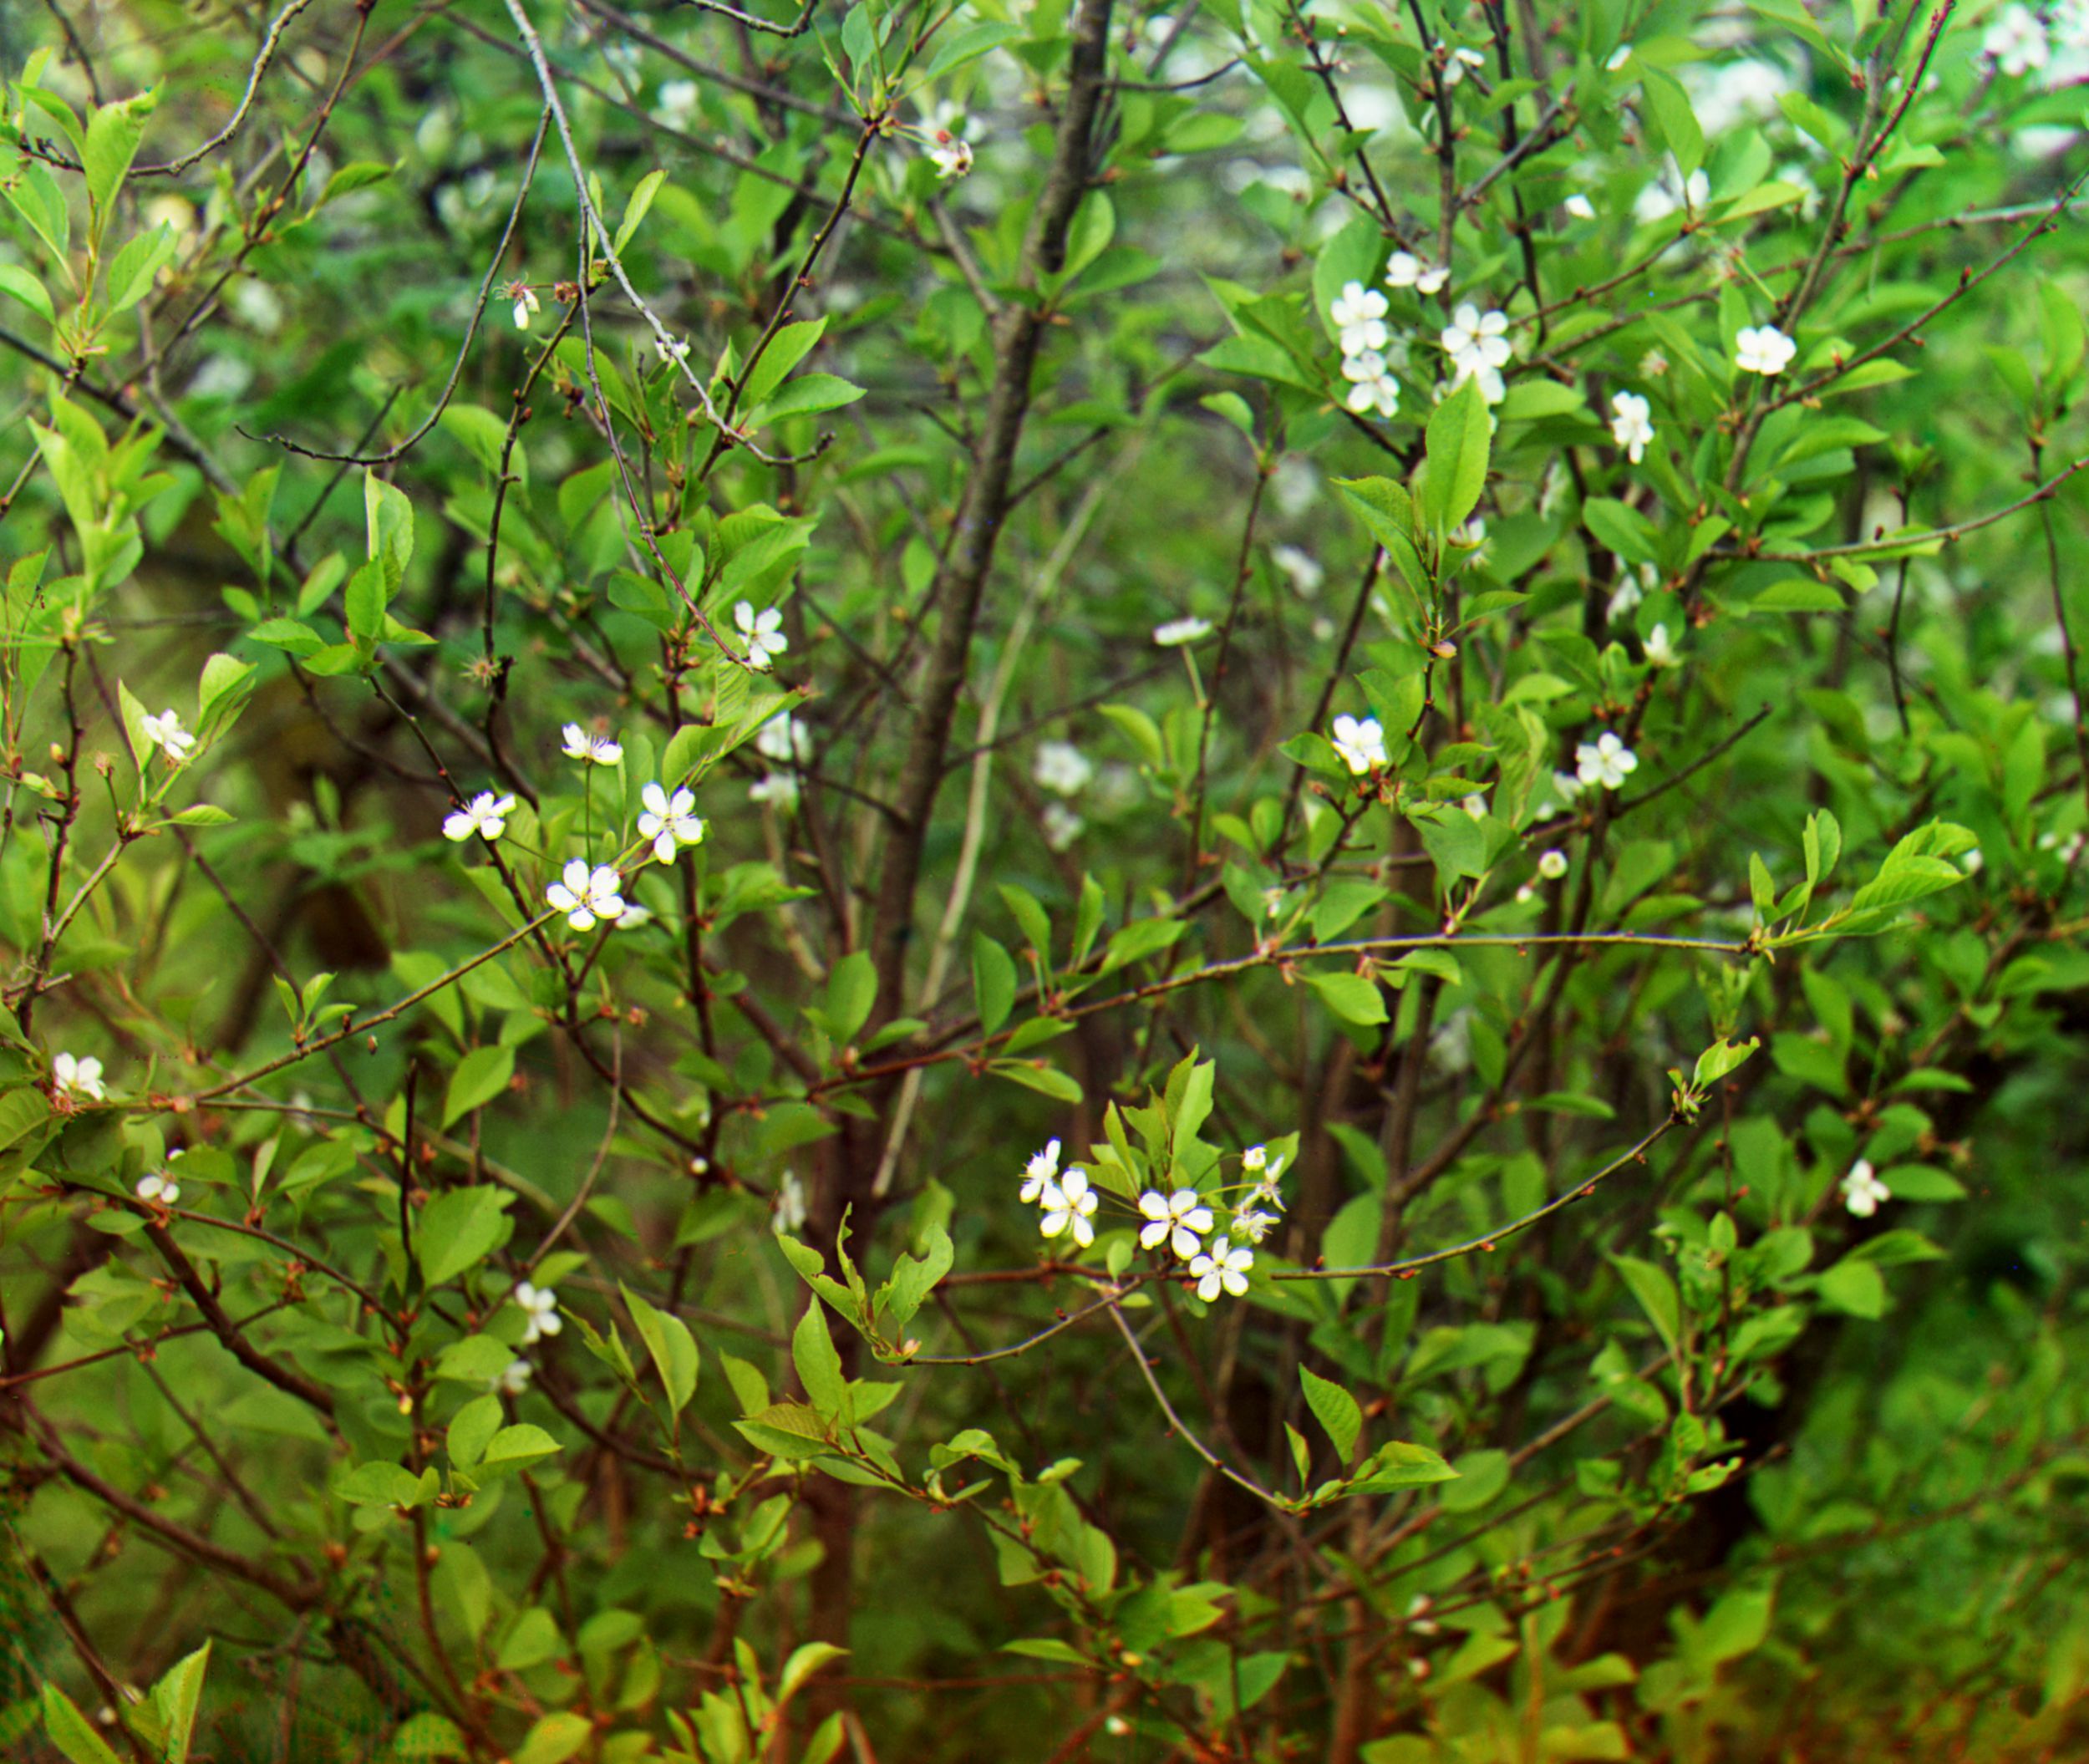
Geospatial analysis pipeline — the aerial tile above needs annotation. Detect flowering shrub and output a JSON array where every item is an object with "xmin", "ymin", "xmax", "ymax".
[{"xmin": 1, "ymin": 1, "xmax": 2087, "ymax": 1761}]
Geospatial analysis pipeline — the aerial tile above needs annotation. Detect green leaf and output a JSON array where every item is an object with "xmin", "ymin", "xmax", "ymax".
[
  {"xmin": 445, "ymin": 1044, "xmax": 515, "ymax": 1127},
  {"xmin": 1422, "ymin": 374, "xmax": 1490, "ymax": 532},
  {"xmin": 0, "ymin": 264, "xmax": 54, "ymax": 323},
  {"xmin": 1639, "ymin": 66, "xmax": 1704, "ymax": 179},
  {"xmin": 1611, "ymin": 1253, "xmax": 1680, "ymax": 1353},
  {"xmin": 973, "ymin": 933, "xmax": 1017, "ymax": 1037},
  {"xmin": 40, "ymin": 1683, "xmax": 125, "ymax": 1764},
  {"xmin": 623, "ymin": 1283, "xmax": 699, "ymax": 1417},
  {"xmin": 778, "ymin": 1642, "xmax": 848, "ymax": 1704},
  {"xmin": 824, "ymin": 949, "xmax": 877, "ymax": 1045},
  {"xmin": 793, "ymin": 1304, "xmax": 847, "ymax": 1417},
  {"xmin": 1299, "ymin": 1366, "xmax": 1362, "ymax": 1463},
  {"xmin": 151, "ymin": 1642, "xmax": 213, "ymax": 1764},
  {"xmin": 480, "ymin": 1422, "xmax": 562, "ymax": 1470},
  {"xmin": 1348, "ymin": 1439, "xmax": 1458, "ymax": 1492},
  {"xmin": 741, "ymin": 317, "xmax": 828, "ymax": 412},
  {"xmin": 613, "ymin": 168, "xmax": 667, "ymax": 253},
  {"xmin": 1307, "ymin": 971, "xmax": 1388, "ymax": 1026},
  {"xmin": 448, "ymin": 1394, "xmax": 502, "ymax": 1471},
  {"xmin": 416, "ymin": 1184, "xmax": 516, "ymax": 1288},
  {"xmin": 84, "ymin": 89, "xmax": 157, "ymax": 214}
]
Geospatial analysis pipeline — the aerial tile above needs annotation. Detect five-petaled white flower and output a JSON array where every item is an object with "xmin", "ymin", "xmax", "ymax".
[
  {"xmin": 1189, "ymin": 1236, "xmax": 1253, "ymax": 1301},
  {"xmin": 735, "ymin": 602, "xmax": 789, "ymax": 669},
  {"xmin": 1138, "ymin": 1187, "xmax": 1215, "ymax": 1260},
  {"xmin": 1575, "ymin": 732, "xmax": 1639, "ymax": 791},
  {"xmin": 546, "ymin": 859, "xmax": 625, "ymax": 931},
  {"xmin": 1735, "ymin": 323, "xmax": 1797, "ymax": 377},
  {"xmin": 52, "ymin": 1052, "xmax": 104, "ymax": 1102},
  {"xmin": 562, "ymin": 723, "xmax": 623, "ymax": 766},
  {"xmin": 1538, "ymin": 848, "xmax": 1569, "ymax": 880},
  {"xmin": 1563, "ymin": 193, "xmax": 1596, "ymax": 220},
  {"xmin": 928, "ymin": 133, "xmax": 973, "ymax": 179},
  {"xmin": 1329, "ymin": 281, "xmax": 1390, "ymax": 357},
  {"xmin": 1609, "ymin": 390, "xmax": 1654, "ymax": 463},
  {"xmin": 513, "ymin": 1280, "xmax": 562, "ymax": 1345},
  {"xmin": 1440, "ymin": 42, "xmax": 1487, "ymax": 86},
  {"xmin": 1841, "ymin": 1158, "xmax": 1891, "ymax": 1218},
  {"xmin": 1231, "ymin": 1204, "xmax": 1279, "ymax": 1244},
  {"xmin": 140, "ymin": 709, "xmax": 196, "ymax": 765},
  {"xmin": 638, "ymin": 781, "xmax": 705, "ymax": 863},
  {"xmin": 512, "ymin": 285, "xmax": 540, "ymax": 330},
  {"xmin": 1644, "ymin": 623, "xmax": 1680, "ymax": 668},
  {"xmin": 136, "ymin": 1171, "xmax": 180, "ymax": 1206},
  {"xmin": 1343, "ymin": 350, "xmax": 1402, "ymax": 418},
  {"xmin": 1019, "ymin": 1139, "xmax": 1062, "ymax": 1205},
  {"xmin": 1441, "ymin": 303, "xmax": 1511, "ymax": 377},
  {"xmin": 1039, "ymin": 1168, "xmax": 1099, "ymax": 1248},
  {"xmin": 1385, "ymin": 251, "xmax": 1450, "ymax": 295},
  {"xmin": 1033, "ymin": 740, "xmax": 1094, "ymax": 796},
  {"xmin": 1153, "ymin": 617, "xmax": 1213, "ymax": 647},
  {"xmin": 498, "ymin": 1359, "xmax": 533, "ymax": 1395},
  {"xmin": 1331, "ymin": 714, "xmax": 1389, "ymax": 776},
  {"xmin": 444, "ymin": 790, "xmax": 516, "ymax": 844}
]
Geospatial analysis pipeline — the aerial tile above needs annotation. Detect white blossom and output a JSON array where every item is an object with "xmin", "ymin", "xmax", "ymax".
[
  {"xmin": 750, "ymin": 771, "xmax": 800, "ymax": 811},
  {"xmin": 1019, "ymin": 1139, "xmax": 1062, "ymax": 1205},
  {"xmin": 1609, "ymin": 390, "xmax": 1654, "ymax": 463},
  {"xmin": 774, "ymin": 1170, "xmax": 807, "ymax": 1233},
  {"xmin": 511, "ymin": 285, "xmax": 540, "ymax": 330},
  {"xmin": 1574, "ymin": 731, "xmax": 1639, "ymax": 791},
  {"xmin": 1343, "ymin": 351, "xmax": 1401, "ymax": 418},
  {"xmin": 637, "ymin": 781, "xmax": 705, "ymax": 863},
  {"xmin": 1331, "ymin": 714, "xmax": 1389, "ymax": 775},
  {"xmin": 1231, "ymin": 1204, "xmax": 1279, "ymax": 1244},
  {"xmin": 1188, "ymin": 1236, "xmax": 1253, "ymax": 1301},
  {"xmin": 498, "ymin": 1359, "xmax": 534, "ymax": 1395},
  {"xmin": 1563, "ymin": 194, "xmax": 1595, "ymax": 220},
  {"xmin": 1606, "ymin": 574, "xmax": 1645, "ymax": 620},
  {"xmin": 513, "ymin": 1280, "xmax": 562, "ymax": 1345},
  {"xmin": 1439, "ymin": 43, "xmax": 1487, "ymax": 86},
  {"xmin": 1138, "ymin": 1187, "xmax": 1215, "ymax": 1260},
  {"xmin": 136, "ymin": 1171, "xmax": 180, "ymax": 1205},
  {"xmin": 1840, "ymin": 1158, "xmax": 1891, "ymax": 1218},
  {"xmin": 140, "ymin": 709, "xmax": 196, "ymax": 765},
  {"xmin": 1329, "ymin": 281, "xmax": 1390, "ymax": 357},
  {"xmin": 1385, "ymin": 252, "xmax": 1450, "ymax": 295},
  {"xmin": 546, "ymin": 859, "xmax": 626, "ymax": 931},
  {"xmin": 1039, "ymin": 1168, "xmax": 1099, "ymax": 1248},
  {"xmin": 1272, "ymin": 545, "xmax": 1324, "ymax": 597},
  {"xmin": 928, "ymin": 133, "xmax": 973, "ymax": 179},
  {"xmin": 757, "ymin": 712, "xmax": 811, "ymax": 764},
  {"xmin": 52, "ymin": 1052, "xmax": 104, "ymax": 1102},
  {"xmin": 652, "ymin": 79, "xmax": 699, "ymax": 131},
  {"xmin": 1034, "ymin": 740, "xmax": 1094, "ymax": 796},
  {"xmin": 1441, "ymin": 303, "xmax": 1511, "ymax": 377},
  {"xmin": 444, "ymin": 790, "xmax": 516, "ymax": 844},
  {"xmin": 1644, "ymin": 623, "xmax": 1680, "ymax": 668},
  {"xmin": 1640, "ymin": 348, "xmax": 1670, "ymax": 379},
  {"xmin": 1983, "ymin": 3, "xmax": 2049, "ymax": 75},
  {"xmin": 1407, "ymin": 1593, "xmax": 1441, "ymax": 1635},
  {"xmin": 1538, "ymin": 848, "xmax": 1568, "ymax": 880},
  {"xmin": 1735, "ymin": 323, "xmax": 1797, "ymax": 377},
  {"xmin": 561, "ymin": 723, "xmax": 623, "ymax": 766},
  {"xmin": 1153, "ymin": 617, "xmax": 1214, "ymax": 647},
  {"xmin": 735, "ymin": 602, "xmax": 789, "ymax": 669},
  {"xmin": 1042, "ymin": 802, "xmax": 1085, "ymax": 851}
]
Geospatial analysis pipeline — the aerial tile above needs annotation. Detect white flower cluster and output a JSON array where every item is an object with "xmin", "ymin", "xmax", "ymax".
[
  {"xmin": 1329, "ymin": 282, "xmax": 1402, "ymax": 418},
  {"xmin": 1981, "ymin": 0, "xmax": 2089, "ymax": 81},
  {"xmin": 1331, "ymin": 714, "xmax": 1389, "ymax": 776}
]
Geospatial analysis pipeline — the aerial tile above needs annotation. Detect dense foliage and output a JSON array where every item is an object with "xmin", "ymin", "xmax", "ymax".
[{"xmin": 2, "ymin": 0, "xmax": 2088, "ymax": 1758}]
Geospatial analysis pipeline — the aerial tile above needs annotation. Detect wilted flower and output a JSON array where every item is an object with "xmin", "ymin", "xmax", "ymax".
[
  {"xmin": 444, "ymin": 790, "xmax": 516, "ymax": 844},
  {"xmin": 1231, "ymin": 1204, "xmax": 1279, "ymax": 1243},
  {"xmin": 928, "ymin": 133, "xmax": 973, "ymax": 179}
]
